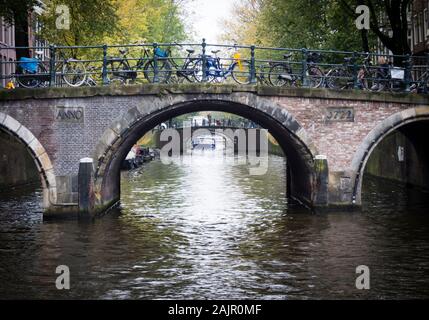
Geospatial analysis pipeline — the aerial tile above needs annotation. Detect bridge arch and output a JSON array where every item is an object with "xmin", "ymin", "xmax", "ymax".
[
  {"xmin": 0, "ymin": 112, "xmax": 57, "ymax": 208},
  {"xmin": 350, "ymin": 106, "xmax": 429, "ymax": 205},
  {"xmin": 93, "ymin": 96, "xmax": 321, "ymax": 211}
]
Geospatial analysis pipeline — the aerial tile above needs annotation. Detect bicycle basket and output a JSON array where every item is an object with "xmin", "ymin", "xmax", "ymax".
[
  {"xmin": 19, "ymin": 57, "xmax": 39, "ymax": 73},
  {"xmin": 154, "ymin": 47, "xmax": 168, "ymax": 58}
]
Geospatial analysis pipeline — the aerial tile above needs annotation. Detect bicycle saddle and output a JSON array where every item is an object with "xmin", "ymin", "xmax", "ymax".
[
  {"xmin": 211, "ymin": 50, "xmax": 221, "ymax": 54},
  {"xmin": 283, "ymin": 53, "xmax": 293, "ymax": 59},
  {"xmin": 343, "ymin": 57, "xmax": 352, "ymax": 62},
  {"xmin": 186, "ymin": 49, "xmax": 195, "ymax": 54}
]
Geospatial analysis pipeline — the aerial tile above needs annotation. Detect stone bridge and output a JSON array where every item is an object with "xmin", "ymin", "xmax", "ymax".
[{"xmin": 0, "ymin": 84, "xmax": 428, "ymax": 218}]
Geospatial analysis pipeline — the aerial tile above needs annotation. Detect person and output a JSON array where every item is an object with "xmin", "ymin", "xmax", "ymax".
[{"xmin": 371, "ymin": 56, "xmax": 390, "ymax": 91}]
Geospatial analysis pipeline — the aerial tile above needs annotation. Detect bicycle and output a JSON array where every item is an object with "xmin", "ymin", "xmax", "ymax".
[
  {"xmin": 325, "ymin": 53, "xmax": 377, "ymax": 91},
  {"xmin": 268, "ymin": 52, "xmax": 325, "ymax": 88},
  {"xmin": 410, "ymin": 66, "xmax": 429, "ymax": 93},
  {"xmin": 15, "ymin": 56, "xmax": 49, "ymax": 88},
  {"xmin": 58, "ymin": 51, "xmax": 88, "ymax": 87},
  {"xmin": 15, "ymin": 49, "xmax": 89, "ymax": 88},
  {"xmin": 157, "ymin": 43, "xmax": 201, "ymax": 84},
  {"xmin": 193, "ymin": 46, "xmax": 249, "ymax": 84},
  {"xmin": 105, "ymin": 44, "xmax": 171, "ymax": 84}
]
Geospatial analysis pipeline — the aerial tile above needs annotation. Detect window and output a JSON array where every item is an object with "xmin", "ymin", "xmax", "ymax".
[{"xmin": 419, "ymin": 13, "xmax": 424, "ymax": 43}]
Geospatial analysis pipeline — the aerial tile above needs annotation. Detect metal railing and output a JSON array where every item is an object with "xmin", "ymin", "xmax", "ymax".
[{"xmin": 1, "ymin": 39, "xmax": 428, "ymax": 94}]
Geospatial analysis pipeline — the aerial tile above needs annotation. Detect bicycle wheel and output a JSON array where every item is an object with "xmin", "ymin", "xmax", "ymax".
[
  {"xmin": 325, "ymin": 68, "xmax": 352, "ymax": 90},
  {"xmin": 361, "ymin": 66, "xmax": 379, "ymax": 91},
  {"xmin": 193, "ymin": 59, "xmax": 215, "ymax": 83},
  {"xmin": 143, "ymin": 59, "xmax": 172, "ymax": 83},
  {"xmin": 232, "ymin": 61, "xmax": 251, "ymax": 85},
  {"xmin": 179, "ymin": 59, "xmax": 199, "ymax": 83},
  {"xmin": 268, "ymin": 63, "xmax": 294, "ymax": 87},
  {"xmin": 62, "ymin": 59, "xmax": 87, "ymax": 87},
  {"xmin": 16, "ymin": 61, "xmax": 47, "ymax": 88},
  {"xmin": 307, "ymin": 65, "xmax": 324, "ymax": 88}
]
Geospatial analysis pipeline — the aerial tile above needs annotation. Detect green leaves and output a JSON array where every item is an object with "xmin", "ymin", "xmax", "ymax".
[{"xmin": 37, "ymin": 0, "xmax": 187, "ymax": 47}]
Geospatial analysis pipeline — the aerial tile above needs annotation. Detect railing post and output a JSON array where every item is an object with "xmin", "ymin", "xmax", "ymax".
[
  {"xmin": 352, "ymin": 51, "xmax": 359, "ymax": 89},
  {"xmin": 404, "ymin": 54, "xmax": 411, "ymax": 93},
  {"xmin": 153, "ymin": 43, "xmax": 159, "ymax": 83},
  {"xmin": 301, "ymin": 48, "xmax": 308, "ymax": 87},
  {"xmin": 250, "ymin": 45, "xmax": 257, "ymax": 84},
  {"xmin": 102, "ymin": 44, "xmax": 108, "ymax": 85},
  {"xmin": 49, "ymin": 45, "xmax": 56, "ymax": 87},
  {"xmin": 202, "ymin": 38, "xmax": 207, "ymax": 82},
  {"xmin": 424, "ymin": 53, "xmax": 429, "ymax": 94}
]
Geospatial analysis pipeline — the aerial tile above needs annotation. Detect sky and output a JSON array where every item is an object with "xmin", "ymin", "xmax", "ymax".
[{"xmin": 185, "ymin": 0, "xmax": 239, "ymax": 43}]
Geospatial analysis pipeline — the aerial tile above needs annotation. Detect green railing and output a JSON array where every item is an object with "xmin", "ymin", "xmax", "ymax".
[{"xmin": 1, "ymin": 39, "xmax": 428, "ymax": 94}]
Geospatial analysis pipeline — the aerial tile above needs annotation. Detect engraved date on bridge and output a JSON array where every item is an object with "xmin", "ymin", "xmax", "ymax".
[{"xmin": 325, "ymin": 107, "xmax": 354, "ymax": 122}]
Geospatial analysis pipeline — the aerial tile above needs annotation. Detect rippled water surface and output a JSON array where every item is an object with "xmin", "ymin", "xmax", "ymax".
[{"xmin": 1, "ymin": 153, "xmax": 429, "ymax": 299}]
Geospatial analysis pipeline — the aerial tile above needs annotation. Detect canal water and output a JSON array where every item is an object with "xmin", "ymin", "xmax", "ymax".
[{"xmin": 1, "ymin": 152, "xmax": 429, "ymax": 299}]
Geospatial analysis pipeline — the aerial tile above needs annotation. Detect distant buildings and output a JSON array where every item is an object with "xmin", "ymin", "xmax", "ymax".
[
  {"xmin": 377, "ymin": 0, "xmax": 428, "ymax": 56},
  {"xmin": 410, "ymin": 0, "xmax": 429, "ymax": 55}
]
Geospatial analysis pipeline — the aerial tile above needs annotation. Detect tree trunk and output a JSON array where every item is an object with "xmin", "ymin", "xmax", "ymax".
[{"xmin": 360, "ymin": 29, "xmax": 370, "ymax": 52}]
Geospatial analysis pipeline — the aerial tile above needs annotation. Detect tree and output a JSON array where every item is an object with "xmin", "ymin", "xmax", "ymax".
[
  {"xmin": 340, "ymin": 0, "xmax": 411, "ymax": 56},
  {"xmin": 219, "ymin": 0, "xmax": 264, "ymax": 45},
  {"xmin": 255, "ymin": 0, "xmax": 375, "ymax": 51},
  {"xmin": 39, "ymin": 0, "xmax": 118, "ymax": 47},
  {"xmin": 220, "ymin": 0, "xmax": 412, "ymax": 57}
]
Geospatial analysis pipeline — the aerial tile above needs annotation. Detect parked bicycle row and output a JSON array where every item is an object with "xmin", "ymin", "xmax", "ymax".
[{"xmin": 1, "ymin": 41, "xmax": 428, "ymax": 94}]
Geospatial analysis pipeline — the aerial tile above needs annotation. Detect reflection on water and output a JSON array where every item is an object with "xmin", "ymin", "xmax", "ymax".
[{"xmin": 0, "ymin": 153, "xmax": 429, "ymax": 299}]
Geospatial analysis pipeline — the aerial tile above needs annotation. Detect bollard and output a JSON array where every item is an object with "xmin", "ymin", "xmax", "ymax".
[{"xmin": 78, "ymin": 157, "xmax": 95, "ymax": 217}]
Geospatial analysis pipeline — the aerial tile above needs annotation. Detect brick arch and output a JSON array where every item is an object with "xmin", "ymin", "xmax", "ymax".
[
  {"xmin": 0, "ymin": 112, "xmax": 57, "ymax": 207},
  {"xmin": 350, "ymin": 107, "xmax": 429, "ymax": 205},
  {"xmin": 93, "ymin": 95, "xmax": 322, "ymax": 210}
]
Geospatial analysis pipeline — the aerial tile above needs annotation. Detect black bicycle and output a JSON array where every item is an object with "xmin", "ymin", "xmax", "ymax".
[
  {"xmin": 268, "ymin": 52, "xmax": 325, "ymax": 88},
  {"xmin": 160, "ymin": 43, "xmax": 201, "ymax": 84},
  {"xmin": 106, "ymin": 45, "xmax": 171, "ymax": 84},
  {"xmin": 325, "ymin": 53, "xmax": 377, "ymax": 90}
]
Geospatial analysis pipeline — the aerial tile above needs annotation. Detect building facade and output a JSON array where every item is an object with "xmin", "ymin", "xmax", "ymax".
[
  {"xmin": 0, "ymin": 17, "xmax": 16, "ymax": 87},
  {"xmin": 411, "ymin": 0, "xmax": 429, "ymax": 55}
]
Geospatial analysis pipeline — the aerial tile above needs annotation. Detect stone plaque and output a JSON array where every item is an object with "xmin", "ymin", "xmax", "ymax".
[
  {"xmin": 325, "ymin": 107, "xmax": 354, "ymax": 122},
  {"xmin": 55, "ymin": 106, "xmax": 84, "ymax": 123}
]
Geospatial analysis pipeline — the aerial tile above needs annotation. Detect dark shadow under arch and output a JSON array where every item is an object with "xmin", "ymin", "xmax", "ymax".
[{"xmin": 351, "ymin": 108, "xmax": 429, "ymax": 205}]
